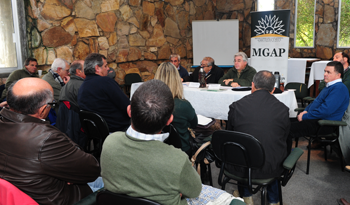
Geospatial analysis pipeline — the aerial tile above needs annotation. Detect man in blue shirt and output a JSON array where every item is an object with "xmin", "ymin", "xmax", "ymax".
[{"xmin": 289, "ymin": 61, "xmax": 349, "ymax": 151}]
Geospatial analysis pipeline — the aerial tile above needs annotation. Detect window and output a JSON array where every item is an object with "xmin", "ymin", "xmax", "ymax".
[
  {"xmin": 258, "ymin": 0, "xmax": 274, "ymax": 11},
  {"xmin": 337, "ymin": 0, "xmax": 350, "ymax": 47},
  {"xmin": 294, "ymin": 0, "xmax": 316, "ymax": 47},
  {"xmin": 0, "ymin": 0, "xmax": 23, "ymax": 74}
]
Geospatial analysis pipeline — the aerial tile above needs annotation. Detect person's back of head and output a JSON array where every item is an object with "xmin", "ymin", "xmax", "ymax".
[
  {"xmin": 154, "ymin": 62, "xmax": 183, "ymax": 99},
  {"xmin": 84, "ymin": 53, "xmax": 106, "ymax": 75},
  {"xmin": 130, "ymin": 79, "xmax": 174, "ymax": 134},
  {"xmin": 7, "ymin": 78, "xmax": 54, "ymax": 117},
  {"xmin": 252, "ymin": 70, "xmax": 275, "ymax": 93}
]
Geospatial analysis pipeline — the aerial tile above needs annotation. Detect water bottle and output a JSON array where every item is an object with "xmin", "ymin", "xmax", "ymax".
[
  {"xmin": 274, "ymin": 72, "xmax": 280, "ymax": 89},
  {"xmin": 198, "ymin": 67, "xmax": 206, "ymax": 88}
]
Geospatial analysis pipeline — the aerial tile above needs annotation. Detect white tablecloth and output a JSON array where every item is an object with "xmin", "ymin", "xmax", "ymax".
[
  {"xmin": 308, "ymin": 60, "xmax": 330, "ymax": 88},
  {"xmin": 131, "ymin": 82, "xmax": 298, "ymax": 120}
]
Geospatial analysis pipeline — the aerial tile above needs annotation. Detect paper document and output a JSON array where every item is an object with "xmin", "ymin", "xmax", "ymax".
[{"xmin": 197, "ymin": 114, "xmax": 213, "ymax": 126}]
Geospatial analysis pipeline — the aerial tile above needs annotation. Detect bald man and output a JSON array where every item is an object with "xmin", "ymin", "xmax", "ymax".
[{"xmin": 0, "ymin": 78, "xmax": 100, "ymax": 205}]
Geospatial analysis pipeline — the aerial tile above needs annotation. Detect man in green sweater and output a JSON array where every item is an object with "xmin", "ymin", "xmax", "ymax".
[
  {"xmin": 101, "ymin": 80, "xmax": 244, "ymax": 205},
  {"xmin": 219, "ymin": 52, "xmax": 257, "ymax": 87},
  {"xmin": 1, "ymin": 57, "xmax": 38, "ymax": 101}
]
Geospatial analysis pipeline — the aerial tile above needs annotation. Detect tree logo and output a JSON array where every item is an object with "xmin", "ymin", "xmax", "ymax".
[{"xmin": 254, "ymin": 15, "xmax": 285, "ymax": 36}]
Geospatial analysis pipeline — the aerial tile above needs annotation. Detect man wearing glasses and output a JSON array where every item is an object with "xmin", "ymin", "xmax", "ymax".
[
  {"xmin": 0, "ymin": 78, "xmax": 100, "ymax": 205},
  {"xmin": 183, "ymin": 56, "xmax": 224, "ymax": 84}
]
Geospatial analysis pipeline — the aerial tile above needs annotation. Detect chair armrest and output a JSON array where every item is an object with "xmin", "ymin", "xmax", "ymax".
[
  {"xmin": 294, "ymin": 107, "xmax": 305, "ymax": 112},
  {"xmin": 318, "ymin": 120, "xmax": 347, "ymax": 127},
  {"xmin": 283, "ymin": 148, "xmax": 304, "ymax": 170},
  {"xmin": 303, "ymin": 96, "xmax": 315, "ymax": 102}
]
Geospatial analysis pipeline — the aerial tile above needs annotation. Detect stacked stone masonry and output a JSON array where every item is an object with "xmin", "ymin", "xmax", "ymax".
[{"xmin": 23, "ymin": 0, "xmax": 349, "ymax": 85}]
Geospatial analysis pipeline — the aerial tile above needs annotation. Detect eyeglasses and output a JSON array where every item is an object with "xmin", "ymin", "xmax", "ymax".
[{"xmin": 41, "ymin": 100, "xmax": 57, "ymax": 109}]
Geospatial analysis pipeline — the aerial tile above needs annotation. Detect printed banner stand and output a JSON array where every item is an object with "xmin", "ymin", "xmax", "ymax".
[{"xmin": 250, "ymin": 10, "xmax": 291, "ymax": 83}]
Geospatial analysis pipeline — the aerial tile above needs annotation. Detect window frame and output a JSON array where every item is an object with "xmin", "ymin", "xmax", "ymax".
[
  {"xmin": 294, "ymin": 0, "xmax": 317, "ymax": 48},
  {"xmin": 0, "ymin": 0, "xmax": 23, "ymax": 74},
  {"xmin": 337, "ymin": 0, "xmax": 350, "ymax": 48}
]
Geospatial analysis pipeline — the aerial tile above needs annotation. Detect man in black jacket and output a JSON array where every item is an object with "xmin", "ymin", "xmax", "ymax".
[
  {"xmin": 227, "ymin": 70, "xmax": 290, "ymax": 205},
  {"xmin": 183, "ymin": 57, "xmax": 224, "ymax": 84}
]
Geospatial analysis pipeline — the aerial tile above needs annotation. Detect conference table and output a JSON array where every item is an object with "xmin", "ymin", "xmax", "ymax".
[{"xmin": 130, "ymin": 82, "xmax": 298, "ymax": 120}]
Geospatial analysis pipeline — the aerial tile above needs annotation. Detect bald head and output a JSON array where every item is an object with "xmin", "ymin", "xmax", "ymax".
[{"xmin": 7, "ymin": 78, "xmax": 54, "ymax": 116}]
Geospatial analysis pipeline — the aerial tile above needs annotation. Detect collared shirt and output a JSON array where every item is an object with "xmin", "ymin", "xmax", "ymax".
[
  {"xmin": 126, "ymin": 126, "xmax": 169, "ymax": 142},
  {"xmin": 326, "ymin": 78, "xmax": 342, "ymax": 87},
  {"xmin": 48, "ymin": 69, "xmax": 65, "ymax": 87}
]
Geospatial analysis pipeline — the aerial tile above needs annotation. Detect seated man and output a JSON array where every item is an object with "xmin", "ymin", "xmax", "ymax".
[
  {"xmin": 78, "ymin": 53, "xmax": 130, "ymax": 132},
  {"xmin": 319, "ymin": 52, "xmax": 350, "ymax": 93},
  {"xmin": 227, "ymin": 71, "xmax": 290, "ymax": 205},
  {"xmin": 289, "ymin": 61, "xmax": 350, "ymax": 151},
  {"xmin": 0, "ymin": 78, "xmax": 100, "ymax": 205},
  {"xmin": 183, "ymin": 57, "xmax": 224, "ymax": 84},
  {"xmin": 101, "ymin": 80, "xmax": 243, "ymax": 205},
  {"xmin": 170, "ymin": 53, "xmax": 189, "ymax": 81},
  {"xmin": 56, "ymin": 60, "xmax": 86, "ymax": 147},
  {"xmin": 219, "ymin": 52, "xmax": 256, "ymax": 87},
  {"xmin": 42, "ymin": 58, "xmax": 70, "ymax": 113},
  {"xmin": 1, "ymin": 57, "xmax": 38, "ymax": 101}
]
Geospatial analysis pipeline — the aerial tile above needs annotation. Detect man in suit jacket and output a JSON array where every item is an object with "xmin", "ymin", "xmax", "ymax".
[
  {"xmin": 183, "ymin": 57, "xmax": 224, "ymax": 84},
  {"xmin": 227, "ymin": 70, "xmax": 290, "ymax": 205}
]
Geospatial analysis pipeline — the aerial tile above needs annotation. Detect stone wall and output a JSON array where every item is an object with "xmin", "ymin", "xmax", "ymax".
[
  {"xmin": 24, "ymin": 0, "xmax": 256, "ymax": 84},
  {"xmin": 279, "ymin": 0, "xmax": 350, "ymax": 59}
]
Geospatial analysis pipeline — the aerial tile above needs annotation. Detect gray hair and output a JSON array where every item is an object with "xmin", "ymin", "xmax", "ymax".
[
  {"xmin": 84, "ymin": 53, "xmax": 106, "ymax": 75},
  {"xmin": 202, "ymin": 57, "xmax": 215, "ymax": 67},
  {"xmin": 169, "ymin": 54, "xmax": 180, "ymax": 61},
  {"xmin": 51, "ymin": 58, "xmax": 69, "ymax": 72},
  {"xmin": 253, "ymin": 70, "xmax": 275, "ymax": 92},
  {"xmin": 69, "ymin": 62, "xmax": 83, "ymax": 75},
  {"xmin": 234, "ymin": 52, "xmax": 248, "ymax": 62},
  {"xmin": 7, "ymin": 81, "xmax": 54, "ymax": 115}
]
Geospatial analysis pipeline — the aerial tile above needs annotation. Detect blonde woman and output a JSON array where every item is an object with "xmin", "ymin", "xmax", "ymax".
[{"xmin": 154, "ymin": 62, "xmax": 197, "ymax": 157}]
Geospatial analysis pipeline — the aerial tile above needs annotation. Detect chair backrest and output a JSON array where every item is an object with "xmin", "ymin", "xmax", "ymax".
[
  {"xmin": 285, "ymin": 82, "xmax": 308, "ymax": 99},
  {"xmin": 125, "ymin": 73, "xmax": 142, "ymax": 86},
  {"xmin": 79, "ymin": 110, "xmax": 109, "ymax": 140},
  {"xmin": 96, "ymin": 190, "xmax": 161, "ymax": 205},
  {"xmin": 163, "ymin": 124, "xmax": 182, "ymax": 149},
  {"xmin": 212, "ymin": 130, "xmax": 265, "ymax": 169}
]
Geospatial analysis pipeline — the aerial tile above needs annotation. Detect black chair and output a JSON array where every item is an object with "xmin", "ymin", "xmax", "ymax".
[
  {"xmin": 162, "ymin": 124, "xmax": 182, "ymax": 149},
  {"xmin": 212, "ymin": 130, "xmax": 303, "ymax": 205},
  {"xmin": 124, "ymin": 73, "xmax": 142, "ymax": 96},
  {"xmin": 96, "ymin": 190, "xmax": 161, "ymax": 205},
  {"xmin": 79, "ymin": 110, "xmax": 109, "ymax": 161},
  {"xmin": 285, "ymin": 82, "xmax": 309, "ymax": 106}
]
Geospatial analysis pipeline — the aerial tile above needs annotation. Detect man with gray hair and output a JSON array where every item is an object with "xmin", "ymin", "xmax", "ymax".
[
  {"xmin": 42, "ymin": 58, "xmax": 70, "ymax": 113},
  {"xmin": 78, "ymin": 53, "xmax": 130, "ymax": 132},
  {"xmin": 0, "ymin": 78, "xmax": 100, "ymax": 204},
  {"xmin": 227, "ymin": 71, "xmax": 290, "ymax": 205},
  {"xmin": 219, "ymin": 52, "xmax": 257, "ymax": 87},
  {"xmin": 170, "ymin": 53, "xmax": 189, "ymax": 80},
  {"xmin": 57, "ymin": 60, "xmax": 86, "ymax": 146},
  {"xmin": 183, "ymin": 56, "xmax": 224, "ymax": 83}
]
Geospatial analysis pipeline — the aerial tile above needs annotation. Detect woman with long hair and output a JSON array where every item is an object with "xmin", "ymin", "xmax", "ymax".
[{"xmin": 154, "ymin": 62, "xmax": 197, "ymax": 157}]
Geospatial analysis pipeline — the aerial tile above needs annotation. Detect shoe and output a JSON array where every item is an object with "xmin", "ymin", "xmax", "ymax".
[
  {"xmin": 243, "ymin": 196, "xmax": 254, "ymax": 205},
  {"xmin": 269, "ymin": 202, "xmax": 280, "ymax": 205},
  {"xmin": 233, "ymin": 190, "xmax": 240, "ymax": 197},
  {"xmin": 345, "ymin": 166, "xmax": 350, "ymax": 173}
]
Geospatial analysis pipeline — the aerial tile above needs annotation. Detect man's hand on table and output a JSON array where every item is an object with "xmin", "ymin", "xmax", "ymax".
[
  {"xmin": 230, "ymin": 82, "xmax": 240, "ymax": 87},
  {"xmin": 223, "ymin": 79, "xmax": 233, "ymax": 85}
]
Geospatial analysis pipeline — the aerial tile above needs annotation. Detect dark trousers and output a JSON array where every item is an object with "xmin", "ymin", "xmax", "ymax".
[
  {"xmin": 238, "ymin": 180, "xmax": 279, "ymax": 203},
  {"xmin": 287, "ymin": 119, "xmax": 335, "ymax": 153}
]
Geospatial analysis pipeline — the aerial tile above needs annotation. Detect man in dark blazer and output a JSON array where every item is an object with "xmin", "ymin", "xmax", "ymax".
[
  {"xmin": 183, "ymin": 57, "xmax": 224, "ymax": 84},
  {"xmin": 227, "ymin": 70, "xmax": 290, "ymax": 205}
]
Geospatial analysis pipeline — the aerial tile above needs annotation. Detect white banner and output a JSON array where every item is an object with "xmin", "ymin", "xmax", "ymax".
[{"xmin": 250, "ymin": 35, "xmax": 289, "ymax": 82}]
